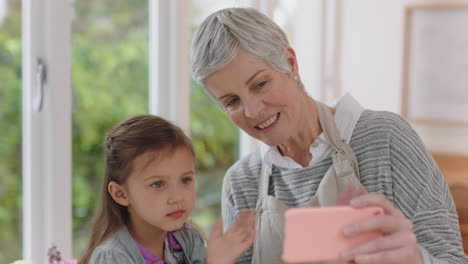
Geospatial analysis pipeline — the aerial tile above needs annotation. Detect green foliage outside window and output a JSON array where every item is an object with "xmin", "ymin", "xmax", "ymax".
[
  {"xmin": 0, "ymin": 1, "xmax": 22, "ymax": 263},
  {"xmin": 71, "ymin": 0, "xmax": 150, "ymax": 255},
  {"xmin": 0, "ymin": 1, "xmax": 238, "ymax": 261},
  {"xmin": 71, "ymin": 0, "xmax": 238, "ymax": 257}
]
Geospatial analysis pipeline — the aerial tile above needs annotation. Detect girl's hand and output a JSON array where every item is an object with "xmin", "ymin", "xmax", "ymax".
[
  {"xmin": 206, "ymin": 209, "xmax": 256, "ymax": 264},
  {"xmin": 340, "ymin": 194, "xmax": 422, "ymax": 264}
]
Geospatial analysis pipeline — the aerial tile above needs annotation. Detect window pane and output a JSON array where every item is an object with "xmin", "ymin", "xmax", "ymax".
[
  {"xmin": 274, "ymin": 0, "xmax": 298, "ymax": 45},
  {"xmin": 0, "ymin": 0, "xmax": 22, "ymax": 262},
  {"xmin": 190, "ymin": 0, "xmax": 250, "ymax": 232},
  {"xmin": 275, "ymin": 0, "xmax": 322, "ymax": 97},
  {"xmin": 71, "ymin": 0, "xmax": 148, "ymax": 257}
]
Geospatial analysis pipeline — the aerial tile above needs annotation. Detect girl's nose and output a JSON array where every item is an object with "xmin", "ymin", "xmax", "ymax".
[{"xmin": 168, "ymin": 189, "xmax": 184, "ymax": 205}]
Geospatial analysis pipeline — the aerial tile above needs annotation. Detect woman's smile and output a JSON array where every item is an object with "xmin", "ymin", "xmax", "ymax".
[{"xmin": 255, "ymin": 113, "xmax": 280, "ymax": 132}]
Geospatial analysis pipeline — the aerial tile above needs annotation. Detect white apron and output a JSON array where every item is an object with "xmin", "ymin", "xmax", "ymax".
[{"xmin": 252, "ymin": 102, "xmax": 363, "ymax": 264}]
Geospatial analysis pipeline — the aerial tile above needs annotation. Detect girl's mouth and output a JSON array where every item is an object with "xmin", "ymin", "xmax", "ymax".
[{"xmin": 167, "ymin": 210, "xmax": 185, "ymax": 219}]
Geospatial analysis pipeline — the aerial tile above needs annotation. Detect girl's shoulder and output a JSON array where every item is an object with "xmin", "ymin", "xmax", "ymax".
[
  {"xmin": 89, "ymin": 247, "xmax": 134, "ymax": 264},
  {"xmin": 89, "ymin": 226, "xmax": 143, "ymax": 264}
]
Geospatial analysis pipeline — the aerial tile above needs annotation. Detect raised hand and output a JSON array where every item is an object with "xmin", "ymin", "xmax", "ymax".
[{"xmin": 206, "ymin": 209, "xmax": 256, "ymax": 264}]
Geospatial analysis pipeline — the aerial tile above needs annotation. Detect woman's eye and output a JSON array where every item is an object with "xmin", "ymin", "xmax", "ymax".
[
  {"xmin": 182, "ymin": 177, "xmax": 193, "ymax": 184},
  {"xmin": 225, "ymin": 97, "xmax": 239, "ymax": 107},
  {"xmin": 151, "ymin": 181, "xmax": 164, "ymax": 188},
  {"xmin": 256, "ymin": 81, "xmax": 267, "ymax": 89}
]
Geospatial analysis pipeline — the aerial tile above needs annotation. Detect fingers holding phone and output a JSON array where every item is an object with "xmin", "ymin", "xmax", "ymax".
[
  {"xmin": 340, "ymin": 194, "xmax": 422, "ymax": 264},
  {"xmin": 337, "ymin": 183, "xmax": 368, "ymax": 206}
]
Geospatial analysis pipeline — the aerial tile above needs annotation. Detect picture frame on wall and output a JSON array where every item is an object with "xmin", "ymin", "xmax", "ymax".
[{"xmin": 401, "ymin": 4, "xmax": 468, "ymax": 126}]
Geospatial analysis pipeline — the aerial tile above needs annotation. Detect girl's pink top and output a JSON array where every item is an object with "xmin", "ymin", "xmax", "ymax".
[{"xmin": 133, "ymin": 232, "xmax": 183, "ymax": 264}]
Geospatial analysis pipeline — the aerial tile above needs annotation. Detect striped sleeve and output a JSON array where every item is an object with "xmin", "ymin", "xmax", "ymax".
[
  {"xmin": 388, "ymin": 113, "xmax": 468, "ymax": 263},
  {"xmin": 221, "ymin": 164, "xmax": 255, "ymax": 264},
  {"xmin": 221, "ymin": 171, "xmax": 237, "ymax": 232}
]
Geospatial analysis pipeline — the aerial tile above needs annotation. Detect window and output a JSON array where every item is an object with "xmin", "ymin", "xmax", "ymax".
[
  {"xmin": 274, "ymin": 0, "xmax": 298, "ymax": 45},
  {"xmin": 0, "ymin": 0, "xmax": 22, "ymax": 262},
  {"xmin": 13, "ymin": 1, "xmax": 323, "ymax": 259},
  {"xmin": 71, "ymin": 0, "xmax": 149, "ymax": 256},
  {"xmin": 276, "ymin": 0, "xmax": 322, "ymax": 98}
]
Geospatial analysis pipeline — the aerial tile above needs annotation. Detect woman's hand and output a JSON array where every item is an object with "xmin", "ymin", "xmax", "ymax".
[
  {"xmin": 337, "ymin": 183, "xmax": 368, "ymax": 206},
  {"xmin": 206, "ymin": 209, "xmax": 256, "ymax": 264},
  {"xmin": 340, "ymin": 194, "xmax": 422, "ymax": 264}
]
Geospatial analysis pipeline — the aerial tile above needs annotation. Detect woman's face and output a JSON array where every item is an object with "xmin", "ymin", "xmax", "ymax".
[{"xmin": 204, "ymin": 48, "xmax": 306, "ymax": 147}]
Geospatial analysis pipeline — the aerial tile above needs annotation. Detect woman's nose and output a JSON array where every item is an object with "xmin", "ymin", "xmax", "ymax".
[{"xmin": 244, "ymin": 97, "xmax": 263, "ymax": 118}]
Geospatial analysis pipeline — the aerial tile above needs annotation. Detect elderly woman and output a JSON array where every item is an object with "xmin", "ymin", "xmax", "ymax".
[{"xmin": 191, "ymin": 7, "xmax": 467, "ymax": 264}]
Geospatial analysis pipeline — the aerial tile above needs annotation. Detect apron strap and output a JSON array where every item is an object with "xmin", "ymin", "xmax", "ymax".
[
  {"xmin": 316, "ymin": 101, "xmax": 342, "ymax": 148},
  {"xmin": 315, "ymin": 101, "xmax": 361, "ymax": 180}
]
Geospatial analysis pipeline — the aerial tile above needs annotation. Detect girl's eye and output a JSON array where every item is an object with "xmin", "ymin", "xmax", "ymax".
[
  {"xmin": 151, "ymin": 181, "xmax": 164, "ymax": 188},
  {"xmin": 182, "ymin": 177, "xmax": 193, "ymax": 184}
]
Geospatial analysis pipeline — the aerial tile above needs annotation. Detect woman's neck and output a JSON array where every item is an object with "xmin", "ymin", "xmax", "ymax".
[
  {"xmin": 277, "ymin": 100, "xmax": 335, "ymax": 167},
  {"xmin": 127, "ymin": 219, "xmax": 167, "ymax": 259}
]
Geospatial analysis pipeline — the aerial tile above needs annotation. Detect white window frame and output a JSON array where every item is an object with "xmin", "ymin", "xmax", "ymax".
[
  {"xmin": 293, "ymin": 0, "xmax": 324, "ymax": 100},
  {"xmin": 22, "ymin": 0, "xmax": 72, "ymax": 262},
  {"xmin": 149, "ymin": 0, "xmax": 191, "ymax": 133},
  {"xmin": 320, "ymin": 0, "xmax": 343, "ymax": 104}
]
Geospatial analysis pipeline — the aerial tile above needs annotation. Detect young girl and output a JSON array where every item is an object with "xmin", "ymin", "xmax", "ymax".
[{"xmin": 79, "ymin": 115, "xmax": 255, "ymax": 264}]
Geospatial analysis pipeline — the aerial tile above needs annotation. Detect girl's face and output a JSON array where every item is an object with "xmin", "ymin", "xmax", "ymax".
[
  {"xmin": 112, "ymin": 147, "xmax": 196, "ymax": 233},
  {"xmin": 204, "ymin": 48, "xmax": 305, "ymax": 147}
]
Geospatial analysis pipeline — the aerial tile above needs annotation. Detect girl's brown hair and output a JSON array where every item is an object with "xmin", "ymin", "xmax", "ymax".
[{"xmin": 79, "ymin": 115, "xmax": 194, "ymax": 264}]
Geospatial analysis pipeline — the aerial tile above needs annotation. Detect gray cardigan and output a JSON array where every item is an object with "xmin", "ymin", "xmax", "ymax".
[{"xmin": 89, "ymin": 224, "xmax": 206, "ymax": 264}]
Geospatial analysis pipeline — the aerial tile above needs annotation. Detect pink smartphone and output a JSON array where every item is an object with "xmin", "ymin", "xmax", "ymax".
[{"xmin": 282, "ymin": 206, "xmax": 383, "ymax": 263}]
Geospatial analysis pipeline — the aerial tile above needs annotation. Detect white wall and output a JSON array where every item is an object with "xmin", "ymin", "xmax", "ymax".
[
  {"xmin": 0, "ymin": 0, "xmax": 6, "ymax": 23},
  {"xmin": 340, "ymin": 0, "xmax": 468, "ymax": 155},
  {"xmin": 293, "ymin": 0, "xmax": 322, "ymax": 99}
]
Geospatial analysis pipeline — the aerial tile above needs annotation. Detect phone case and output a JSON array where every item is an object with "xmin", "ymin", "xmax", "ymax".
[{"xmin": 282, "ymin": 206, "xmax": 383, "ymax": 263}]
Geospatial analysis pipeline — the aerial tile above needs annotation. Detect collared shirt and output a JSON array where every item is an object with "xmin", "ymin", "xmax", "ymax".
[{"xmin": 260, "ymin": 93, "xmax": 364, "ymax": 169}]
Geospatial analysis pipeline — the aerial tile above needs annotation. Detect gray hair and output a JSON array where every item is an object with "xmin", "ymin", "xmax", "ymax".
[{"xmin": 191, "ymin": 7, "xmax": 291, "ymax": 84}]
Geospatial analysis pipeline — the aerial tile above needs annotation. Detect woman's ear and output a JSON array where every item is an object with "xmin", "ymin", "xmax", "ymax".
[
  {"xmin": 108, "ymin": 181, "xmax": 129, "ymax": 206},
  {"xmin": 284, "ymin": 46, "xmax": 299, "ymax": 76}
]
